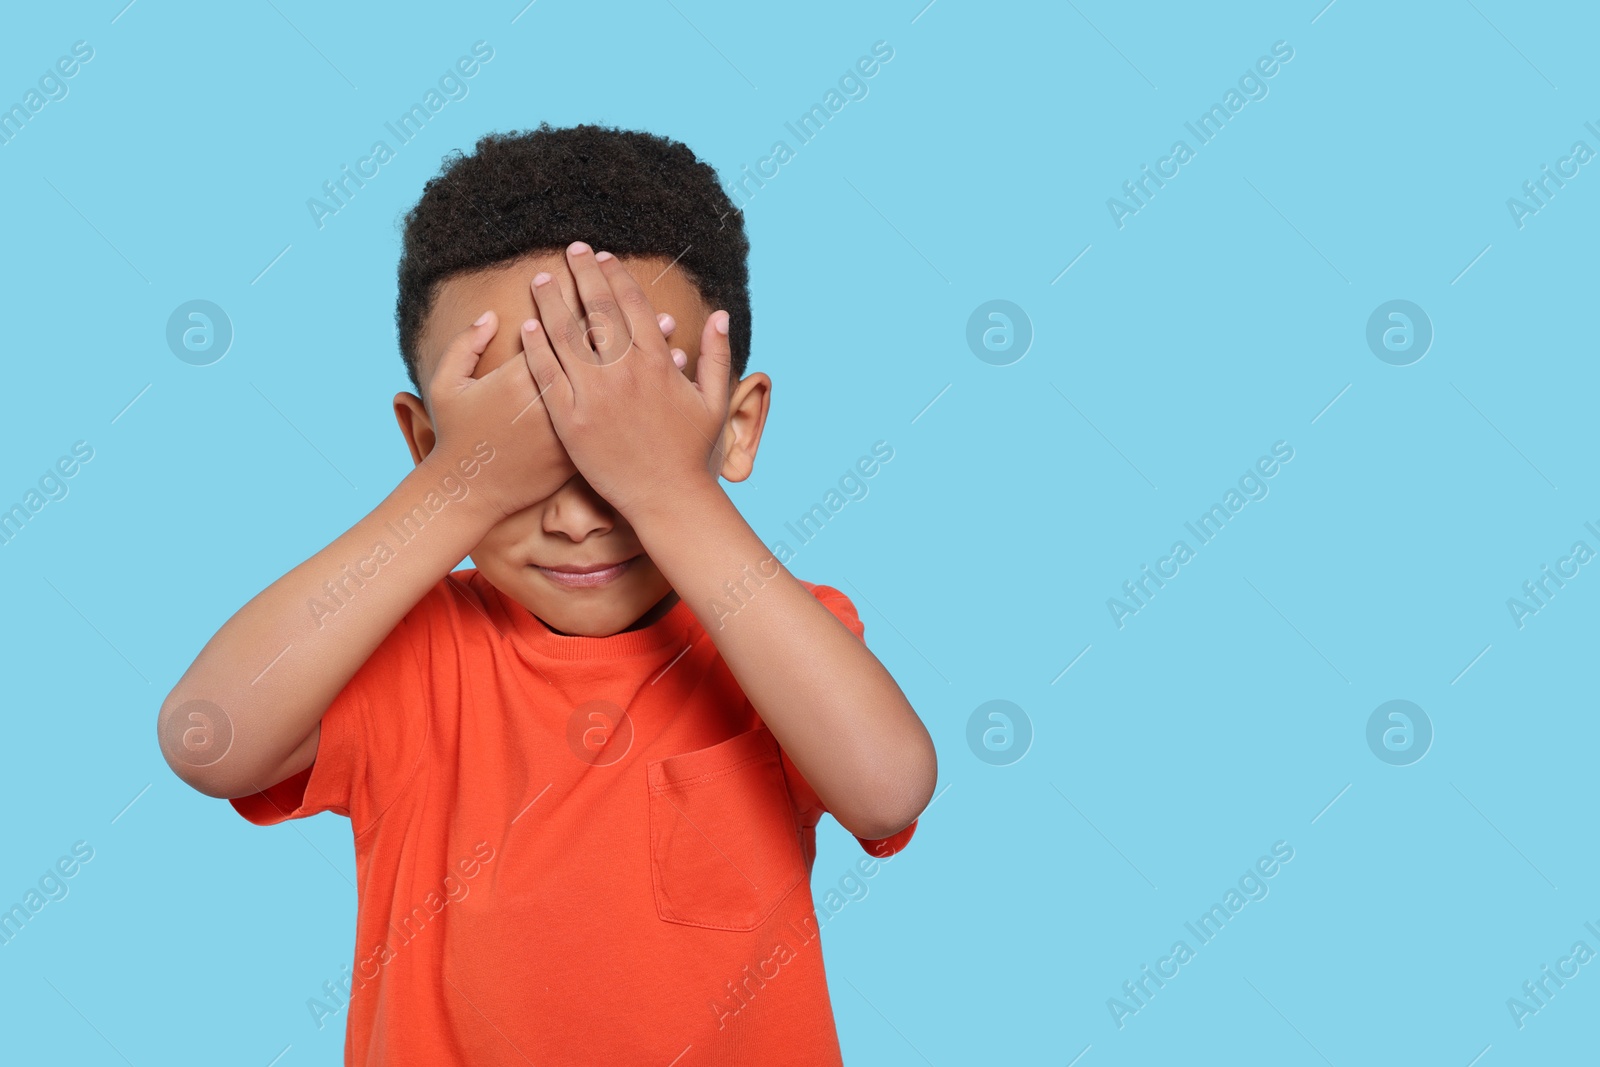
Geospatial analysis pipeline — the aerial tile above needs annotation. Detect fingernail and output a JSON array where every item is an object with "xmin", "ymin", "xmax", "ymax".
[
  {"xmin": 473, "ymin": 311, "xmax": 492, "ymax": 326},
  {"xmin": 595, "ymin": 250, "xmax": 613, "ymax": 262},
  {"xmin": 523, "ymin": 319, "xmax": 540, "ymax": 333},
  {"xmin": 672, "ymin": 350, "xmax": 688, "ymax": 368},
  {"xmin": 714, "ymin": 310, "xmax": 729, "ymax": 336},
  {"xmin": 533, "ymin": 272, "xmax": 552, "ymax": 287},
  {"xmin": 658, "ymin": 313, "xmax": 675, "ymax": 332},
  {"xmin": 568, "ymin": 241, "xmax": 591, "ymax": 256}
]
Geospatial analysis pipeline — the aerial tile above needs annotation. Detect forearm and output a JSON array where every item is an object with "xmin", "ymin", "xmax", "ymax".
[
  {"xmin": 159, "ymin": 449, "xmax": 497, "ymax": 796},
  {"xmin": 632, "ymin": 483, "xmax": 937, "ymax": 839}
]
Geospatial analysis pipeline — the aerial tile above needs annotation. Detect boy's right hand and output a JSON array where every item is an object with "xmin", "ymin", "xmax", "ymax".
[{"xmin": 425, "ymin": 309, "xmax": 578, "ymax": 521}]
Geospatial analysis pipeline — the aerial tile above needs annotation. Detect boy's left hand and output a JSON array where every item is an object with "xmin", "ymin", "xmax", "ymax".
[{"xmin": 522, "ymin": 241, "xmax": 732, "ymax": 518}]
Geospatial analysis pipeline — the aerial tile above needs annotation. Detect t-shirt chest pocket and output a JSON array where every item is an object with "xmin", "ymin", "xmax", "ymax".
[{"xmin": 646, "ymin": 726, "xmax": 807, "ymax": 931}]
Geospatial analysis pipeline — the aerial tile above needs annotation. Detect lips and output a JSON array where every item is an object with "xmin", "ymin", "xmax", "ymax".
[{"xmin": 534, "ymin": 555, "xmax": 640, "ymax": 588}]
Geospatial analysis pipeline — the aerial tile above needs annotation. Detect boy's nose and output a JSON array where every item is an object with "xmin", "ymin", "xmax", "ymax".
[{"xmin": 541, "ymin": 475, "xmax": 619, "ymax": 540}]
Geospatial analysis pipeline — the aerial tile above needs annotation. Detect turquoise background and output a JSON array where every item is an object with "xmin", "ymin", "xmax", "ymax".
[{"xmin": 2, "ymin": 0, "xmax": 1597, "ymax": 1063}]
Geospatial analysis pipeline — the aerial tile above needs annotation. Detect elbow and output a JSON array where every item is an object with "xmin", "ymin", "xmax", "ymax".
[
  {"xmin": 840, "ymin": 742, "xmax": 939, "ymax": 842},
  {"xmin": 156, "ymin": 692, "xmax": 242, "ymax": 799},
  {"xmin": 167, "ymin": 767, "xmax": 239, "ymax": 800},
  {"xmin": 843, "ymin": 812, "xmax": 918, "ymax": 844}
]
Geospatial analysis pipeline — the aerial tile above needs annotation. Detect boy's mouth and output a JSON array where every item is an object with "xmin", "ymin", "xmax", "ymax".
[{"xmin": 533, "ymin": 555, "xmax": 641, "ymax": 589}]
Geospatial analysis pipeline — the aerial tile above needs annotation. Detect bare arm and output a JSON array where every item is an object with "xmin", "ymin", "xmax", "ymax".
[
  {"xmin": 158, "ymin": 451, "xmax": 499, "ymax": 798},
  {"xmin": 633, "ymin": 485, "xmax": 937, "ymax": 841},
  {"xmin": 159, "ymin": 310, "xmax": 576, "ymax": 799}
]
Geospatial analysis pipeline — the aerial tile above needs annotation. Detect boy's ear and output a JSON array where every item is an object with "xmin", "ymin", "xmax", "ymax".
[
  {"xmin": 393, "ymin": 392, "xmax": 436, "ymax": 466},
  {"xmin": 718, "ymin": 372, "xmax": 771, "ymax": 483}
]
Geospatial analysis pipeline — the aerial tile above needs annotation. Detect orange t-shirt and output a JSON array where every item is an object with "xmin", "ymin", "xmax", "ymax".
[{"xmin": 230, "ymin": 568, "xmax": 916, "ymax": 1066}]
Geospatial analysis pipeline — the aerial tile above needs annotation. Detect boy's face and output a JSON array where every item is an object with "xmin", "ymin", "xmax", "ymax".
[{"xmin": 396, "ymin": 252, "xmax": 769, "ymax": 638}]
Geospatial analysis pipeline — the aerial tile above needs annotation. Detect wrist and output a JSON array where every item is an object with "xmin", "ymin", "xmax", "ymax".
[
  {"xmin": 412, "ymin": 445, "xmax": 506, "ymax": 528},
  {"xmin": 624, "ymin": 474, "xmax": 728, "ymax": 532}
]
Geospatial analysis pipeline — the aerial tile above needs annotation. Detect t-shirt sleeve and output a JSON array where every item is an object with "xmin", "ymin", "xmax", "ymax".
[
  {"xmin": 777, "ymin": 582, "xmax": 918, "ymax": 859},
  {"xmin": 227, "ymin": 596, "xmax": 439, "ymax": 836}
]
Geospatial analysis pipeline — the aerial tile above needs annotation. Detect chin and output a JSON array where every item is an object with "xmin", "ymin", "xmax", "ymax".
[{"xmin": 538, "ymin": 601, "xmax": 639, "ymax": 637}]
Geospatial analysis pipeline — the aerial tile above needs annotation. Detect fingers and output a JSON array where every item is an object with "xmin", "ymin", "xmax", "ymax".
[
  {"xmin": 594, "ymin": 251, "xmax": 671, "ymax": 366},
  {"xmin": 524, "ymin": 250, "xmax": 685, "ymax": 387},
  {"xmin": 530, "ymin": 269, "xmax": 593, "ymax": 371},
  {"xmin": 430, "ymin": 311, "xmax": 499, "ymax": 397},
  {"xmin": 695, "ymin": 310, "xmax": 733, "ymax": 408},
  {"xmin": 518, "ymin": 316, "xmax": 572, "ymax": 416},
  {"xmin": 563, "ymin": 241, "xmax": 626, "ymax": 363}
]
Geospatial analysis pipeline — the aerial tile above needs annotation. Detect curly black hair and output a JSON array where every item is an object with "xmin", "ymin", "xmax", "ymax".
[{"xmin": 395, "ymin": 122, "xmax": 750, "ymax": 392}]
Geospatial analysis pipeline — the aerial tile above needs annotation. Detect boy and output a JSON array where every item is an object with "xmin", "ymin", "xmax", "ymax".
[{"xmin": 158, "ymin": 123, "xmax": 937, "ymax": 1065}]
